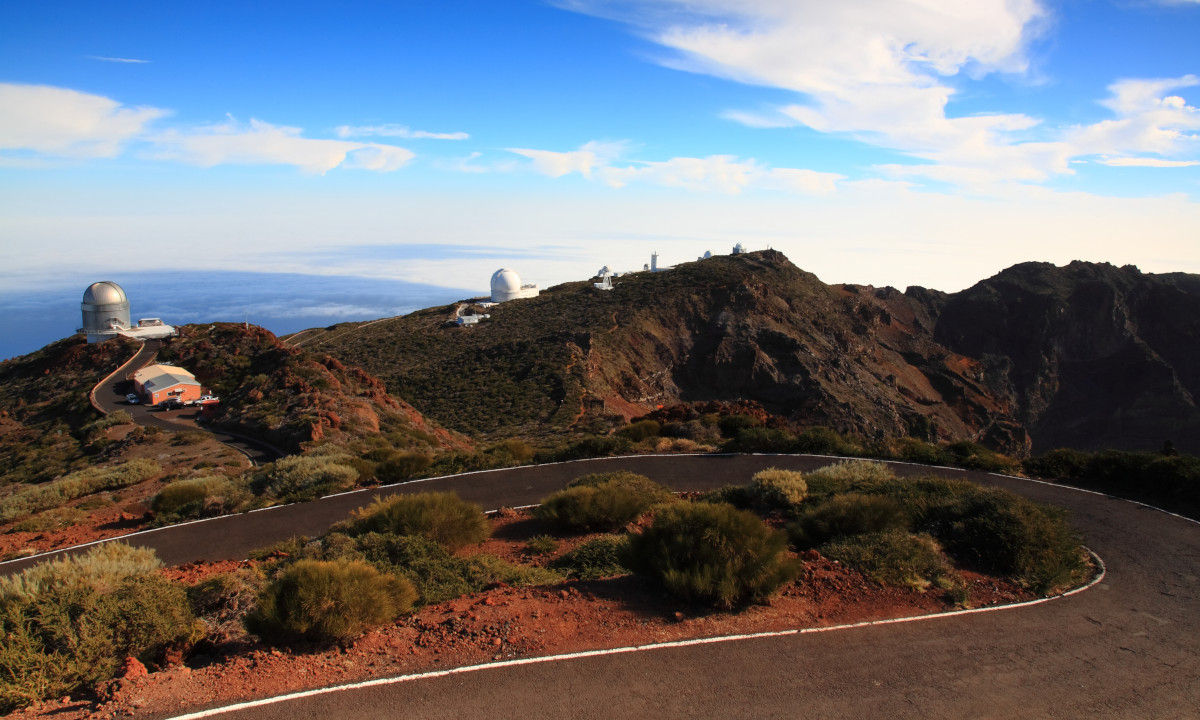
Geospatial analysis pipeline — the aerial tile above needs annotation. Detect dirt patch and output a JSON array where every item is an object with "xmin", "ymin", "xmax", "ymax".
[{"xmin": 7, "ymin": 510, "xmax": 1038, "ymax": 720}]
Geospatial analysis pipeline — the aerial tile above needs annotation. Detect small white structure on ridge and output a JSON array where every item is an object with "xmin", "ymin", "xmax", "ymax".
[
  {"xmin": 593, "ymin": 275, "xmax": 613, "ymax": 291},
  {"xmin": 80, "ymin": 281, "xmax": 175, "ymax": 343},
  {"xmin": 732, "ymin": 242, "xmax": 747, "ymax": 255},
  {"xmin": 490, "ymin": 268, "xmax": 540, "ymax": 302}
]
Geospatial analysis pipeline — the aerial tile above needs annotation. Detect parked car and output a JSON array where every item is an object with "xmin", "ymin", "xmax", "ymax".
[
  {"xmin": 157, "ymin": 398, "xmax": 184, "ymax": 411},
  {"xmin": 125, "ymin": 393, "xmax": 140, "ymax": 405}
]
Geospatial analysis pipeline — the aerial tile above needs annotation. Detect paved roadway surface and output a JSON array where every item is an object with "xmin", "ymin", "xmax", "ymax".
[
  {"xmin": 91, "ymin": 340, "xmax": 282, "ymax": 465},
  {"xmin": 4, "ymin": 455, "xmax": 1197, "ymax": 718}
]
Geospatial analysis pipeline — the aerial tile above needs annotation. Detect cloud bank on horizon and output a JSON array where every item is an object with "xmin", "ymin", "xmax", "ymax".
[{"xmin": 0, "ymin": 0, "xmax": 1197, "ymax": 292}]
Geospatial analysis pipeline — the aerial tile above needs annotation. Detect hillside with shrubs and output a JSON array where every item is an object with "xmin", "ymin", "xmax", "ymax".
[{"xmin": 296, "ymin": 251, "xmax": 1200, "ymax": 456}]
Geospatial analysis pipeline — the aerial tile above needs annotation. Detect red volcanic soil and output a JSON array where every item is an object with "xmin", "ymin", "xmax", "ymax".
[{"xmin": 8, "ymin": 511, "xmax": 1034, "ymax": 720}]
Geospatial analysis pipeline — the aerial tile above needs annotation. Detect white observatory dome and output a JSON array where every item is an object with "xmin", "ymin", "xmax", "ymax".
[{"xmin": 490, "ymin": 268, "xmax": 539, "ymax": 302}]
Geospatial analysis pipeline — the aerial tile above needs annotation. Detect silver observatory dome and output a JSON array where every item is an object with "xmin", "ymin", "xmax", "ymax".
[{"xmin": 81, "ymin": 281, "xmax": 131, "ymax": 336}]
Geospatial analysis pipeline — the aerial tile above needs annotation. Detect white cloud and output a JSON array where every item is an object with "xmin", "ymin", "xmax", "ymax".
[
  {"xmin": 334, "ymin": 124, "xmax": 469, "ymax": 140},
  {"xmin": 508, "ymin": 140, "xmax": 629, "ymax": 178},
  {"xmin": 565, "ymin": 2, "xmax": 1200, "ymax": 187},
  {"xmin": 1097, "ymin": 157, "xmax": 1199, "ymax": 168},
  {"xmin": 510, "ymin": 142, "xmax": 841, "ymax": 194},
  {"xmin": 0, "ymin": 83, "xmax": 167, "ymax": 158},
  {"xmin": 151, "ymin": 117, "xmax": 414, "ymax": 173},
  {"xmin": 88, "ymin": 55, "xmax": 150, "ymax": 64}
]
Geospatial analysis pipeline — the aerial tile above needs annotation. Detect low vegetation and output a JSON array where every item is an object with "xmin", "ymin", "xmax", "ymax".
[
  {"xmin": 627, "ymin": 502, "xmax": 799, "ymax": 609},
  {"xmin": 551, "ymin": 535, "xmax": 630, "ymax": 580},
  {"xmin": 245, "ymin": 559, "xmax": 417, "ymax": 643},
  {"xmin": 534, "ymin": 471, "xmax": 675, "ymax": 532},
  {"xmin": 0, "ymin": 544, "xmax": 198, "ymax": 713},
  {"xmin": 1025, "ymin": 448, "xmax": 1200, "ymax": 519},
  {"xmin": 0, "ymin": 459, "xmax": 161, "ymax": 523},
  {"xmin": 338, "ymin": 492, "xmax": 491, "ymax": 549}
]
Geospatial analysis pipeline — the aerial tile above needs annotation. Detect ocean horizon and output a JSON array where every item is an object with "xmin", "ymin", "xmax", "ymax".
[{"xmin": 0, "ymin": 271, "xmax": 475, "ymax": 362}]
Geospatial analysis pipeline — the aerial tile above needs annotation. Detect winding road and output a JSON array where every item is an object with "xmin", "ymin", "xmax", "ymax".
[
  {"xmin": 90, "ymin": 340, "xmax": 283, "ymax": 465},
  {"xmin": 3, "ymin": 455, "xmax": 1197, "ymax": 718}
]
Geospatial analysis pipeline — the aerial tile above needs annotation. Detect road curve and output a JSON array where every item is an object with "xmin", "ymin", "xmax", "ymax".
[
  {"xmin": 5, "ymin": 455, "xmax": 1198, "ymax": 718},
  {"xmin": 90, "ymin": 340, "xmax": 283, "ymax": 464}
]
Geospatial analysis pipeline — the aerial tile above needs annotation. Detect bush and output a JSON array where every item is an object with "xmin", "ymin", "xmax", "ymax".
[
  {"xmin": 627, "ymin": 502, "xmax": 799, "ymax": 609},
  {"xmin": 718, "ymin": 414, "xmax": 762, "ymax": 438},
  {"xmin": 250, "ymin": 455, "xmax": 359, "ymax": 502},
  {"xmin": 747, "ymin": 468, "xmax": 808, "ymax": 512},
  {"xmin": 821, "ymin": 530, "xmax": 954, "ymax": 590},
  {"xmin": 187, "ymin": 569, "xmax": 265, "ymax": 645},
  {"xmin": 944, "ymin": 441, "xmax": 1020, "ymax": 474},
  {"xmin": 1023, "ymin": 448, "xmax": 1090, "ymax": 482},
  {"xmin": 551, "ymin": 535, "xmax": 630, "ymax": 579},
  {"xmin": 349, "ymin": 532, "xmax": 559, "ymax": 604},
  {"xmin": 793, "ymin": 426, "xmax": 857, "ymax": 455},
  {"xmin": 803, "ymin": 460, "xmax": 895, "ymax": 497},
  {"xmin": 524, "ymin": 535, "xmax": 558, "ymax": 555},
  {"xmin": 788, "ymin": 493, "xmax": 908, "ymax": 549},
  {"xmin": 342, "ymin": 492, "xmax": 490, "ymax": 549},
  {"xmin": 895, "ymin": 437, "xmax": 950, "ymax": 465},
  {"xmin": 535, "ymin": 472, "xmax": 674, "ymax": 532},
  {"xmin": 0, "ymin": 544, "xmax": 196, "ymax": 713},
  {"xmin": 617, "ymin": 420, "xmax": 661, "ymax": 442},
  {"xmin": 151, "ymin": 476, "xmax": 245, "ymax": 520},
  {"xmin": 722, "ymin": 427, "xmax": 796, "ymax": 454},
  {"xmin": 542, "ymin": 435, "xmax": 633, "ymax": 462},
  {"xmin": 375, "ymin": 452, "xmax": 433, "ymax": 483},
  {"xmin": 246, "ymin": 559, "xmax": 416, "ymax": 643},
  {"xmin": 0, "ymin": 459, "xmax": 162, "ymax": 523}
]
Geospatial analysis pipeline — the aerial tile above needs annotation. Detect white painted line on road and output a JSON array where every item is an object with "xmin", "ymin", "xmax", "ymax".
[{"xmin": 161, "ymin": 549, "xmax": 1107, "ymax": 720}]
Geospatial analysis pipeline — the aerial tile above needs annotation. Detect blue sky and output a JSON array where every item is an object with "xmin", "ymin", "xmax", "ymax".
[{"xmin": 1, "ymin": 0, "xmax": 1198, "ymax": 297}]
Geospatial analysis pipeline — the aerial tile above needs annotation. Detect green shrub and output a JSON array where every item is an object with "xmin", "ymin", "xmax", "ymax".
[
  {"xmin": 542, "ymin": 435, "xmax": 634, "ymax": 462},
  {"xmin": 552, "ymin": 535, "xmax": 630, "ymax": 579},
  {"xmin": 151, "ymin": 476, "xmax": 246, "ymax": 520},
  {"xmin": 245, "ymin": 559, "xmax": 416, "ymax": 643},
  {"xmin": 896, "ymin": 437, "xmax": 950, "ymax": 465},
  {"xmin": 717, "ymin": 414, "xmax": 761, "ymax": 438},
  {"xmin": 524, "ymin": 535, "xmax": 559, "ymax": 555},
  {"xmin": 722, "ymin": 427, "xmax": 796, "ymax": 454},
  {"xmin": 617, "ymin": 420, "xmax": 661, "ymax": 442},
  {"xmin": 821, "ymin": 530, "xmax": 954, "ymax": 590},
  {"xmin": 0, "ymin": 544, "xmax": 196, "ymax": 713},
  {"xmin": 627, "ymin": 502, "xmax": 799, "ymax": 609},
  {"xmin": 250, "ymin": 455, "xmax": 359, "ymax": 502},
  {"xmin": 535, "ymin": 472, "xmax": 674, "ymax": 532},
  {"xmin": 350, "ymin": 533, "xmax": 559, "ymax": 604},
  {"xmin": 187, "ymin": 569, "xmax": 266, "ymax": 644},
  {"xmin": 803, "ymin": 460, "xmax": 895, "ymax": 497},
  {"xmin": 944, "ymin": 441, "xmax": 1020, "ymax": 474},
  {"xmin": 747, "ymin": 468, "xmax": 808, "ymax": 512},
  {"xmin": 787, "ymin": 493, "xmax": 908, "ymax": 549},
  {"xmin": 793, "ymin": 426, "xmax": 857, "ymax": 455},
  {"xmin": 0, "ymin": 459, "xmax": 162, "ymax": 523},
  {"xmin": 1023, "ymin": 448, "xmax": 1090, "ymax": 481},
  {"xmin": 342, "ymin": 492, "xmax": 490, "ymax": 549},
  {"xmin": 375, "ymin": 452, "xmax": 433, "ymax": 483}
]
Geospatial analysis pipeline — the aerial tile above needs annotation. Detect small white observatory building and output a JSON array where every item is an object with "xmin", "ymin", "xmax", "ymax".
[
  {"xmin": 80, "ymin": 281, "xmax": 176, "ymax": 343},
  {"xmin": 490, "ymin": 268, "xmax": 540, "ymax": 303}
]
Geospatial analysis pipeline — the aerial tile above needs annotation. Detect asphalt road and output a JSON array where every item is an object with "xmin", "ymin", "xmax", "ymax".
[
  {"xmin": 3, "ymin": 455, "xmax": 1198, "ymax": 718},
  {"xmin": 91, "ymin": 340, "xmax": 281, "ymax": 465}
]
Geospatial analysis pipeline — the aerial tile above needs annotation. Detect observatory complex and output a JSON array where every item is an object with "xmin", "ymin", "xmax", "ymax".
[
  {"xmin": 490, "ymin": 268, "xmax": 540, "ymax": 303},
  {"xmin": 80, "ymin": 281, "xmax": 176, "ymax": 343}
]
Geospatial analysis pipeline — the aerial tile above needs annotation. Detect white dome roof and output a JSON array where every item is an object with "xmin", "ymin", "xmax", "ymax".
[
  {"xmin": 491, "ymin": 268, "xmax": 522, "ymax": 295},
  {"xmin": 82, "ymin": 281, "xmax": 128, "ymax": 307}
]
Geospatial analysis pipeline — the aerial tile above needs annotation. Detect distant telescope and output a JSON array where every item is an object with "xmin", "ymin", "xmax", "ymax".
[
  {"xmin": 490, "ymin": 268, "xmax": 540, "ymax": 302},
  {"xmin": 81, "ymin": 281, "xmax": 131, "ymax": 342}
]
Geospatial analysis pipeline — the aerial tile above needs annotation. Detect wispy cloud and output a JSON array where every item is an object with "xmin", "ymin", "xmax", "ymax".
[
  {"xmin": 0, "ymin": 83, "xmax": 167, "ymax": 158},
  {"xmin": 152, "ymin": 117, "xmax": 415, "ymax": 174},
  {"xmin": 510, "ymin": 141, "xmax": 841, "ymax": 194},
  {"xmin": 562, "ymin": 1, "xmax": 1199, "ymax": 188},
  {"xmin": 1097, "ymin": 157, "xmax": 1199, "ymax": 167},
  {"xmin": 335, "ymin": 123, "xmax": 469, "ymax": 140},
  {"xmin": 88, "ymin": 55, "xmax": 150, "ymax": 64}
]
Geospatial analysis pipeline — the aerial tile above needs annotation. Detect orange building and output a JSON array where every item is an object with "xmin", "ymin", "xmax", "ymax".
[{"xmin": 132, "ymin": 364, "xmax": 203, "ymax": 406}]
